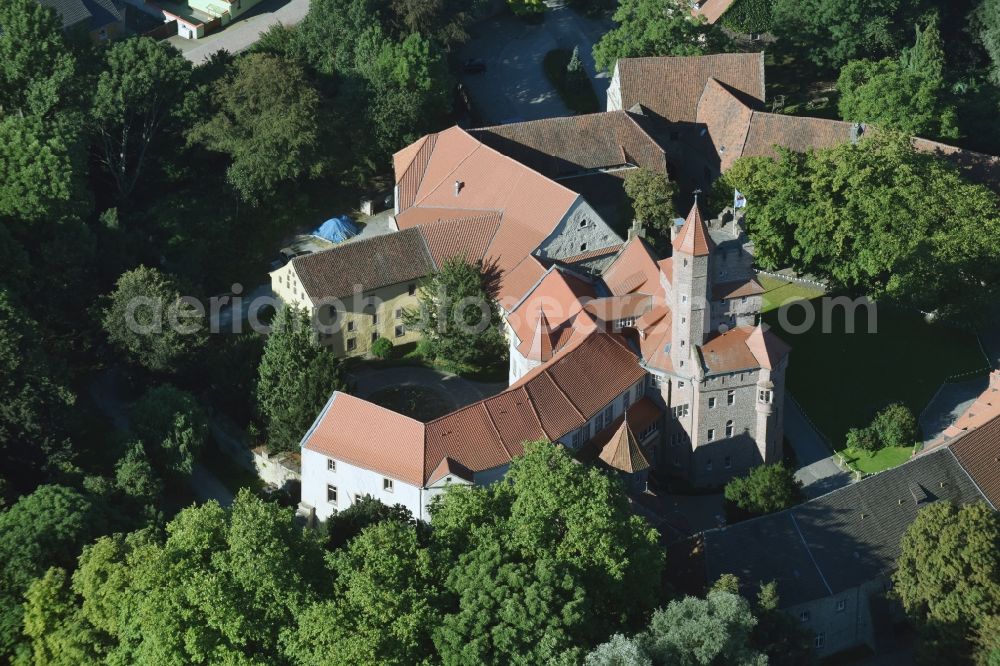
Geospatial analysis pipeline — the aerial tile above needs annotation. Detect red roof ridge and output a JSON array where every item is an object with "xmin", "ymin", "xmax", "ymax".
[
  {"xmin": 479, "ymin": 400, "xmax": 515, "ymax": 461},
  {"xmin": 673, "ymin": 203, "xmax": 716, "ymax": 256}
]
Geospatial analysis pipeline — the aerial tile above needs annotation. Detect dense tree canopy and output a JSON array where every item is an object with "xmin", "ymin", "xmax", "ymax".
[
  {"xmin": 724, "ymin": 463, "xmax": 804, "ymax": 520},
  {"xmin": 0, "ymin": 0, "xmax": 77, "ymax": 117},
  {"xmin": 593, "ymin": 0, "xmax": 731, "ymax": 72},
  {"xmin": 190, "ymin": 53, "xmax": 326, "ymax": 203},
  {"xmin": 838, "ymin": 19, "xmax": 959, "ymax": 140},
  {"xmin": 405, "ymin": 257, "xmax": 506, "ymax": 370},
  {"xmin": 712, "ymin": 133, "xmax": 1000, "ymax": 324},
  {"xmin": 101, "ymin": 266, "xmax": 208, "ymax": 373},
  {"xmin": 130, "ymin": 384, "xmax": 208, "ymax": 480},
  {"xmin": 256, "ymin": 306, "xmax": 347, "ymax": 452},
  {"xmin": 894, "ymin": 501, "xmax": 1000, "ymax": 663},
  {"xmin": 624, "ymin": 167, "xmax": 679, "ymax": 248}
]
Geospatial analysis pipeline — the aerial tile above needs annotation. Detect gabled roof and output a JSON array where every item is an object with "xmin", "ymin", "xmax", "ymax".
[
  {"xmin": 469, "ymin": 111, "xmax": 668, "ymax": 178},
  {"xmin": 509, "ymin": 266, "xmax": 596, "ymax": 352},
  {"xmin": 394, "ymin": 126, "xmax": 581, "ymax": 276},
  {"xmin": 696, "ymin": 79, "xmax": 755, "ymax": 172},
  {"xmin": 417, "ymin": 212, "xmax": 502, "ymax": 269},
  {"xmin": 394, "ymin": 134, "xmax": 438, "ymax": 210},
  {"xmin": 703, "ymin": 447, "xmax": 987, "ymax": 608},
  {"xmin": 712, "ymin": 277, "xmax": 764, "ymax": 301},
  {"xmin": 745, "ymin": 324, "xmax": 791, "ymax": 370},
  {"xmin": 673, "ymin": 203, "xmax": 716, "ymax": 256},
  {"xmin": 949, "ymin": 412, "xmax": 1000, "ymax": 509},
  {"xmin": 614, "ymin": 53, "xmax": 765, "ymax": 123},
  {"xmin": 290, "ymin": 227, "xmax": 435, "ymax": 301},
  {"xmin": 699, "ymin": 326, "xmax": 762, "ymax": 374},
  {"xmin": 301, "ymin": 392, "xmax": 428, "ymax": 487},
  {"xmin": 603, "ymin": 236, "xmax": 662, "ymax": 296}
]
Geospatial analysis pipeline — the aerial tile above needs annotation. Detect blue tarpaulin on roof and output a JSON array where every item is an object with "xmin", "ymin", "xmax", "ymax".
[{"xmin": 313, "ymin": 215, "xmax": 358, "ymax": 243}]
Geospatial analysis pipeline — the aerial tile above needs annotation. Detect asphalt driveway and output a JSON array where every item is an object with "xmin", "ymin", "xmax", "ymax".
[
  {"xmin": 785, "ymin": 394, "xmax": 852, "ymax": 497},
  {"xmin": 169, "ymin": 0, "xmax": 310, "ymax": 64},
  {"xmin": 460, "ymin": 7, "xmax": 613, "ymax": 124}
]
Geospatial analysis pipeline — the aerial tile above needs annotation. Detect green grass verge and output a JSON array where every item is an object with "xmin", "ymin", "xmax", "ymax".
[
  {"xmin": 543, "ymin": 49, "xmax": 600, "ymax": 115},
  {"xmin": 841, "ymin": 445, "xmax": 915, "ymax": 475},
  {"xmin": 762, "ymin": 280, "xmax": 986, "ymax": 451},
  {"xmin": 758, "ymin": 274, "xmax": 825, "ymax": 313}
]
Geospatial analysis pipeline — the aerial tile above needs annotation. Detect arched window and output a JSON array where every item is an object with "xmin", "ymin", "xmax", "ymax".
[{"xmin": 725, "ymin": 420, "xmax": 734, "ymax": 438}]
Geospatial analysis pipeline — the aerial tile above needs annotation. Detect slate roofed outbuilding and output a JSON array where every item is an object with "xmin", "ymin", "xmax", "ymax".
[
  {"xmin": 469, "ymin": 111, "xmax": 668, "ymax": 178},
  {"xmin": 614, "ymin": 53, "xmax": 766, "ymax": 124},
  {"xmin": 291, "ymin": 227, "xmax": 435, "ymax": 301},
  {"xmin": 703, "ymin": 447, "xmax": 987, "ymax": 608}
]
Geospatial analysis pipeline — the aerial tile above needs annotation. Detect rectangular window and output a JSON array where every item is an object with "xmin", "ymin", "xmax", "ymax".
[
  {"xmin": 347, "ymin": 320, "xmax": 356, "ymax": 332},
  {"xmin": 595, "ymin": 413, "xmax": 604, "ymax": 432},
  {"xmin": 394, "ymin": 324, "xmax": 405, "ymax": 338},
  {"xmin": 408, "ymin": 284, "xmax": 416, "ymax": 296},
  {"xmin": 724, "ymin": 456, "xmax": 732, "ymax": 469},
  {"xmin": 678, "ymin": 381, "xmax": 685, "ymax": 389},
  {"xmin": 383, "ymin": 478, "xmax": 394, "ymax": 493},
  {"xmin": 708, "ymin": 397, "xmax": 717, "ymax": 408},
  {"xmin": 572, "ymin": 430, "xmax": 583, "ymax": 448},
  {"xmin": 800, "ymin": 611, "xmax": 810, "ymax": 623},
  {"xmin": 622, "ymin": 391, "xmax": 631, "ymax": 410},
  {"xmin": 372, "ymin": 312, "xmax": 379, "ymax": 325},
  {"xmin": 347, "ymin": 338, "xmax": 357, "ymax": 352},
  {"xmin": 327, "ymin": 485, "xmax": 337, "ymax": 504},
  {"xmin": 814, "ymin": 633, "xmax": 825, "ymax": 649},
  {"xmin": 759, "ymin": 389, "xmax": 773, "ymax": 404},
  {"xmin": 706, "ymin": 459, "xmax": 713, "ymax": 471},
  {"xmin": 327, "ymin": 459, "xmax": 336, "ymax": 472},
  {"xmin": 707, "ymin": 429, "xmax": 715, "ymax": 442},
  {"xmin": 371, "ymin": 332, "xmax": 379, "ymax": 343},
  {"xmin": 603, "ymin": 405, "xmax": 614, "ymax": 424},
  {"xmin": 727, "ymin": 389, "xmax": 735, "ymax": 405},
  {"xmin": 836, "ymin": 599, "xmax": 846, "ymax": 612},
  {"xmin": 395, "ymin": 308, "xmax": 403, "ymax": 320},
  {"xmin": 635, "ymin": 381, "xmax": 645, "ymax": 398}
]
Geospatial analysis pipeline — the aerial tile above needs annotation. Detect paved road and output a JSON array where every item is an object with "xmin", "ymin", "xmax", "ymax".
[
  {"xmin": 784, "ymin": 394, "xmax": 852, "ymax": 497},
  {"xmin": 919, "ymin": 375, "xmax": 990, "ymax": 443},
  {"xmin": 460, "ymin": 7, "xmax": 612, "ymax": 124},
  {"xmin": 169, "ymin": 0, "xmax": 309, "ymax": 64},
  {"xmin": 349, "ymin": 366, "xmax": 506, "ymax": 411}
]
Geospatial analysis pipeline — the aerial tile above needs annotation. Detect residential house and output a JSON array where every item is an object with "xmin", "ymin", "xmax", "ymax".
[
  {"xmin": 695, "ymin": 414, "xmax": 1000, "ymax": 658},
  {"xmin": 270, "ymin": 214, "xmax": 501, "ymax": 358}
]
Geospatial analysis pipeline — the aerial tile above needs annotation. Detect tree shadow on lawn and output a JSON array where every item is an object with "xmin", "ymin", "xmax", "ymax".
[{"xmin": 764, "ymin": 296, "xmax": 987, "ymax": 450}]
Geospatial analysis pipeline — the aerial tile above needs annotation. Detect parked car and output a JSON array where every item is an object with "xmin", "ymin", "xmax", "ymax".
[{"xmin": 463, "ymin": 58, "xmax": 486, "ymax": 74}]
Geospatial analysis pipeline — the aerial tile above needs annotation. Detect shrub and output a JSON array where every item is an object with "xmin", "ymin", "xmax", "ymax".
[
  {"xmin": 370, "ymin": 337, "xmax": 393, "ymax": 360},
  {"xmin": 720, "ymin": 0, "xmax": 774, "ymax": 34},
  {"xmin": 872, "ymin": 402, "xmax": 918, "ymax": 448},
  {"xmin": 846, "ymin": 425, "xmax": 881, "ymax": 453}
]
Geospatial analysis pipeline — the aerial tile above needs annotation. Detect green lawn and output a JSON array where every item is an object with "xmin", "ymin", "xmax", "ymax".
[
  {"xmin": 543, "ymin": 49, "xmax": 601, "ymax": 115},
  {"xmin": 762, "ymin": 281, "xmax": 987, "ymax": 451},
  {"xmin": 841, "ymin": 445, "xmax": 916, "ymax": 475},
  {"xmin": 758, "ymin": 274, "xmax": 825, "ymax": 313}
]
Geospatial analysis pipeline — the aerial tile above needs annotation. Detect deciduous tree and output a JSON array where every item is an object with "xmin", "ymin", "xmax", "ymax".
[
  {"xmin": 724, "ymin": 462, "xmax": 804, "ymax": 519},
  {"xmin": 189, "ymin": 53, "xmax": 326, "ymax": 203},
  {"xmin": 623, "ymin": 167, "xmax": 679, "ymax": 246},
  {"xmin": 130, "ymin": 385, "xmax": 208, "ymax": 480},
  {"xmin": 92, "ymin": 37, "xmax": 192, "ymax": 200},
  {"xmin": 593, "ymin": 0, "xmax": 730, "ymax": 72},
  {"xmin": 101, "ymin": 266, "xmax": 207, "ymax": 373},
  {"xmin": 894, "ymin": 501, "xmax": 1000, "ymax": 662}
]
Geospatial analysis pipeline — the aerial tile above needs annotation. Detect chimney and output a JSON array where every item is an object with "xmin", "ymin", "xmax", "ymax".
[
  {"xmin": 628, "ymin": 218, "xmax": 646, "ymax": 240},
  {"xmin": 454, "ymin": 180, "xmax": 463, "ymax": 197}
]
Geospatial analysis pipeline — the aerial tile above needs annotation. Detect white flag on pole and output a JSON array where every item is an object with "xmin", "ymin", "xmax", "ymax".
[{"xmin": 734, "ymin": 189, "xmax": 747, "ymax": 209}]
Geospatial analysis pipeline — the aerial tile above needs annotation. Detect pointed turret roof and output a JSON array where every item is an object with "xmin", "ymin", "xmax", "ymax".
[
  {"xmin": 672, "ymin": 203, "xmax": 716, "ymax": 256},
  {"xmin": 527, "ymin": 308, "xmax": 555, "ymax": 362},
  {"xmin": 599, "ymin": 417, "xmax": 651, "ymax": 474},
  {"xmin": 745, "ymin": 324, "xmax": 791, "ymax": 370}
]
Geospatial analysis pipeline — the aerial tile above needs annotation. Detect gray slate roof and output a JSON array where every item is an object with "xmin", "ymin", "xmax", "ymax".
[
  {"xmin": 704, "ymin": 448, "xmax": 987, "ymax": 607},
  {"xmin": 36, "ymin": 0, "xmax": 120, "ymax": 30}
]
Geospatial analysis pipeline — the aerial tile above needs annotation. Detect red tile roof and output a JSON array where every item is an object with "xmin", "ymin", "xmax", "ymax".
[
  {"xmin": 942, "ymin": 371, "xmax": 1000, "ymax": 441},
  {"xmin": 699, "ymin": 326, "xmax": 761, "ymax": 374},
  {"xmin": 697, "ymin": 79, "xmax": 755, "ymax": 171},
  {"xmin": 417, "ymin": 212, "xmax": 502, "ymax": 269},
  {"xmin": 497, "ymin": 255, "xmax": 550, "ymax": 311},
  {"xmin": 302, "ymin": 393, "xmax": 428, "ymax": 487},
  {"xmin": 583, "ymin": 294, "xmax": 653, "ymax": 323},
  {"xmin": 745, "ymin": 324, "xmax": 791, "ymax": 370},
  {"xmin": 603, "ymin": 236, "xmax": 662, "ymax": 296},
  {"xmin": 557, "ymin": 243, "xmax": 624, "ymax": 265},
  {"xmin": 712, "ymin": 277, "xmax": 764, "ymax": 301},
  {"xmin": 469, "ymin": 111, "xmax": 668, "ymax": 178},
  {"xmin": 509, "ymin": 267, "xmax": 596, "ymax": 348},
  {"xmin": 394, "ymin": 134, "xmax": 438, "ymax": 210},
  {"xmin": 949, "ymin": 413, "xmax": 1000, "ymax": 509},
  {"xmin": 673, "ymin": 203, "xmax": 716, "ymax": 256},
  {"xmin": 615, "ymin": 53, "xmax": 765, "ymax": 123}
]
